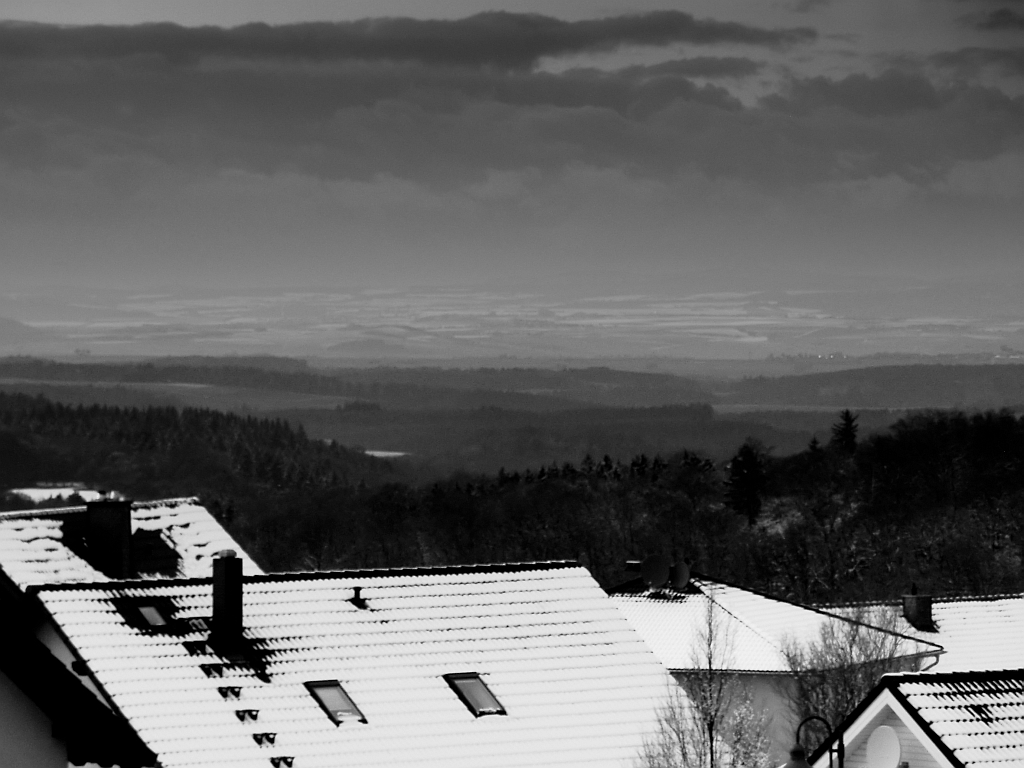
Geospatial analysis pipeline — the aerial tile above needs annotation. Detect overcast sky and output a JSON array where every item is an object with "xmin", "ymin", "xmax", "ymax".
[{"xmin": 1, "ymin": 1, "xmax": 1022, "ymax": 356}]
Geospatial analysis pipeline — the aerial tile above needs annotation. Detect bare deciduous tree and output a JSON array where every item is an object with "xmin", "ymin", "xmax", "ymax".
[
  {"xmin": 638, "ymin": 598, "xmax": 772, "ymax": 768},
  {"xmin": 782, "ymin": 607, "xmax": 920, "ymax": 749}
]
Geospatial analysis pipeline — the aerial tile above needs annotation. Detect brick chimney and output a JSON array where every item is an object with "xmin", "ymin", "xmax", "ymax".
[
  {"xmin": 85, "ymin": 499, "xmax": 133, "ymax": 579},
  {"xmin": 212, "ymin": 550, "xmax": 243, "ymax": 654},
  {"xmin": 902, "ymin": 587, "xmax": 936, "ymax": 632}
]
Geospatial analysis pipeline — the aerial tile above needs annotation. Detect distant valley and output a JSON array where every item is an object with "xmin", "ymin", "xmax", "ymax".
[{"xmin": 1, "ymin": 357, "xmax": 1022, "ymax": 474}]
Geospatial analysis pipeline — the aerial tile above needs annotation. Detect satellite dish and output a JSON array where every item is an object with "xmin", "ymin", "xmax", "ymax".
[
  {"xmin": 866, "ymin": 726, "xmax": 901, "ymax": 768},
  {"xmin": 671, "ymin": 561, "xmax": 691, "ymax": 590},
  {"xmin": 641, "ymin": 554, "xmax": 671, "ymax": 589}
]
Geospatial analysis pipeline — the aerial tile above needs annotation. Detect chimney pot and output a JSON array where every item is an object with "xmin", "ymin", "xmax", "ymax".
[
  {"xmin": 903, "ymin": 592, "xmax": 936, "ymax": 632},
  {"xmin": 85, "ymin": 499, "xmax": 133, "ymax": 579},
  {"xmin": 212, "ymin": 551, "xmax": 243, "ymax": 653}
]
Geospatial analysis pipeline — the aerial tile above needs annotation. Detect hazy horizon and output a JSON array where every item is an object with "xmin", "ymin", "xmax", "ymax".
[{"xmin": 1, "ymin": 0, "xmax": 1022, "ymax": 359}]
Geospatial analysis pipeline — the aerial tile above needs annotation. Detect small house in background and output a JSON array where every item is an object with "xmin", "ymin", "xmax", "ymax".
[
  {"xmin": 811, "ymin": 669, "xmax": 1024, "ymax": 768},
  {"xmin": 609, "ymin": 562, "xmax": 943, "ymax": 764},
  {"xmin": 0, "ymin": 497, "xmax": 263, "ymax": 767},
  {"xmin": 829, "ymin": 591, "xmax": 1024, "ymax": 672},
  {"xmin": 20, "ymin": 559, "xmax": 675, "ymax": 768},
  {"xmin": 0, "ymin": 496, "xmax": 262, "ymax": 590}
]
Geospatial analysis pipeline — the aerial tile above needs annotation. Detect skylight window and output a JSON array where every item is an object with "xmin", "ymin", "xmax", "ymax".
[
  {"xmin": 305, "ymin": 680, "xmax": 366, "ymax": 724},
  {"xmin": 138, "ymin": 605, "xmax": 168, "ymax": 627},
  {"xmin": 444, "ymin": 673, "xmax": 505, "ymax": 717},
  {"xmin": 112, "ymin": 596, "xmax": 175, "ymax": 631}
]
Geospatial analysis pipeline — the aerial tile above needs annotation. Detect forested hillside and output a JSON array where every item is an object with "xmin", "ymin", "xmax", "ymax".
[
  {"xmin": 3, "ymin": 393, "xmax": 1023, "ymax": 602},
  {"xmin": 0, "ymin": 357, "xmax": 711, "ymax": 410},
  {"xmin": 722, "ymin": 364, "xmax": 1024, "ymax": 408},
  {"xmin": 0, "ymin": 393, "xmax": 400, "ymax": 505}
]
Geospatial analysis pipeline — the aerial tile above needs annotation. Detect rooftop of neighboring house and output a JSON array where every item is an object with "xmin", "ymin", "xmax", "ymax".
[
  {"xmin": 812, "ymin": 668, "xmax": 1024, "ymax": 768},
  {"xmin": 610, "ymin": 570, "xmax": 942, "ymax": 673},
  {"xmin": 825, "ymin": 592, "xmax": 1024, "ymax": 672},
  {"xmin": 31, "ymin": 559, "xmax": 675, "ymax": 768},
  {"xmin": 0, "ymin": 497, "xmax": 262, "ymax": 590}
]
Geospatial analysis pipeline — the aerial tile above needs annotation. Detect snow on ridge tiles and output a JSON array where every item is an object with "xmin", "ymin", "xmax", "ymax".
[
  {"xmin": 0, "ymin": 497, "xmax": 261, "ymax": 589},
  {"xmin": 35, "ymin": 563, "xmax": 676, "ymax": 768},
  {"xmin": 610, "ymin": 575, "xmax": 940, "ymax": 673}
]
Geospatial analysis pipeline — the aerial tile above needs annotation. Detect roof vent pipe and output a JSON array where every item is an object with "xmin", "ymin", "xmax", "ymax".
[
  {"xmin": 350, "ymin": 586, "xmax": 368, "ymax": 610},
  {"xmin": 85, "ymin": 499, "xmax": 133, "ymax": 579},
  {"xmin": 902, "ymin": 586, "xmax": 936, "ymax": 632},
  {"xmin": 212, "ymin": 550, "xmax": 243, "ymax": 654}
]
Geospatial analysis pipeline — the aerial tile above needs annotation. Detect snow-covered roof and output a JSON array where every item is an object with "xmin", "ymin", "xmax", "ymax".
[
  {"xmin": 832, "ymin": 595, "xmax": 1024, "ymax": 672},
  {"xmin": 812, "ymin": 669, "xmax": 1024, "ymax": 768},
  {"xmin": 610, "ymin": 576, "xmax": 941, "ymax": 673},
  {"xmin": 0, "ymin": 498, "xmax": 261, "ymax": 590},
  {"xmin": 34, "ymin": 562, "xmax": 675, "ymax": 768}
]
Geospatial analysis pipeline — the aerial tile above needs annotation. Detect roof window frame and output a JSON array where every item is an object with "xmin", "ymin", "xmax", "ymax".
[
  {"xmin": 304, "ymin": 680, "xmax": 367, "ymax": 725},
  {"xmin": 443, "ymin": 673, "xmax": 506, "ymax": 717},
  {"xmin": 111, "ymin": 596, "xmax": 176, "ymax": 632}
]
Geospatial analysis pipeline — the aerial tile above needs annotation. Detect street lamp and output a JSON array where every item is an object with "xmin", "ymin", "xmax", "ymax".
[{"xmin": 782, "ymin": 715, "xmax": 843, "ymax": 768}]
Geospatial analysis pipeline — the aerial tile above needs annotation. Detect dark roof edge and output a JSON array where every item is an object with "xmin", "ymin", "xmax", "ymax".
[
  {"xmin": 880, "ymin": 668, "xmax": 1024, "ymax": 685},
  {"xmin": 822, "ymin": 592, "xmax": 1024, "ymax": 609},
  {"xmin": 0, "ymin": 496, "xmax": 199, "ymax": 520},
  {"xmin": 886, "ymin": 683, "xmax": 965, "ymax": 768},
  {"xmin": 30, "ymin": 560, "xmax": 582, "ymax": 593}
]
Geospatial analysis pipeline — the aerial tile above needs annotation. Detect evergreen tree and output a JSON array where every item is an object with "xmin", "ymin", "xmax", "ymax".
[
  {"xmin": 725, "ymin": 441, "xmax": 767, "ymax": 526},
  {"xmin": 830, "ymin": 410, "xmax": 859, "ymax": 454}
]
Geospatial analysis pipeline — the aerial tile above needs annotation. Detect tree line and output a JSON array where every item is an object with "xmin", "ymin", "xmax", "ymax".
[{"xmin": 2, "ymin": 391, "xmax": 1024, "ymax": 602}]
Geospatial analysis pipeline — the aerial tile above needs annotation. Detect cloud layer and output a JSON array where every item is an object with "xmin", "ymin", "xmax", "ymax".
[
  {"xmin": 0, "ymin": 13, "xmax": 815, "ymax": 68},
  {"xmin": 0, "ymin": 8, "xmax": 1021, "ymax": 350}
]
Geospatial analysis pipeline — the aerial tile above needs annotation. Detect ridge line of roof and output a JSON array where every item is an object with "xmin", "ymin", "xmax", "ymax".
[
  {"xmin": 881, "ymin": 668, "xmax": 1024, "ymax": 684},
  {"xmin": 699, "ymin": 572, "xmax": 944, "ymax": 652},
  {"xmin": 0, "ymin": 496, "xmax": 200, "ymax": 519},
  {"xmin": 614, "ymin": 571, "xmax": 943, "ymax": 653},
  {"xmin": 821, "ymin": 592, "xmax": 1024, "ymax": 609},
  {"xmin": 690, "ymin": 578, "xmax": 787, "ymax": 656},
  {"xmin": 30, "ymin": 560, "xmax": 582, "ymax": 592}
]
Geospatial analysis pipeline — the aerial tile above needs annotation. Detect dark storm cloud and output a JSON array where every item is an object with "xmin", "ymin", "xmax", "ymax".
[
  {"xmin": 976, "ymin": 8, "xmax": 1024, "ymax": 28},
  {"xmin": 2, "ymin": 47, "xmax": 1020, "ymax": 199},
  {"xmin": 933, "ymin": 46, "xmax": 1024, "ymax": 75},
  {"xmin": 0, "ymin": 13, "xmax": 815, "ymax": 70},
  {"xmin": 0, "ymin": 12, "xmax": 1021, "ymax": 245}
]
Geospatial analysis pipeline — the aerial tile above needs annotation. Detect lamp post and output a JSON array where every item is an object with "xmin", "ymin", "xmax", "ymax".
[{"xmin": 782, "ymin": 715, "xmax": 843, "ymax": 768}]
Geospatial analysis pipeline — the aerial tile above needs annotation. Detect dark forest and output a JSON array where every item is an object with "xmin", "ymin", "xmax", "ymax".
[{"xmin": 3, "ymin": 391, "xmax": 1023, "ymax": 603}]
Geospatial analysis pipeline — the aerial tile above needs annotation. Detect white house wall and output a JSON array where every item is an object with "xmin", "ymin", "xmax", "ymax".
[
  {"xmin": 671, "ymin": 671, "xmax": 797, "ymax": 766},
  {"xmin": 0, "ymin": 667, "xmax": 67, "ymax": 768},
  {"xmin": 842, "ymin": 707, "xmax": 943, "ymax": 768}
]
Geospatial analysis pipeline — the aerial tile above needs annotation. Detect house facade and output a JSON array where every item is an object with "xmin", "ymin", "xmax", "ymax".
[
  {"xmin": 610, "ymin": 571, "xmax": 942, "ymax": 764},
  {"xmin": 0, "ymin": 497, "xmax": 259, "ymax": 768},
  {"xmin": 811, "ymin": 669, "xmax": 1024, "ymax": 768}
]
